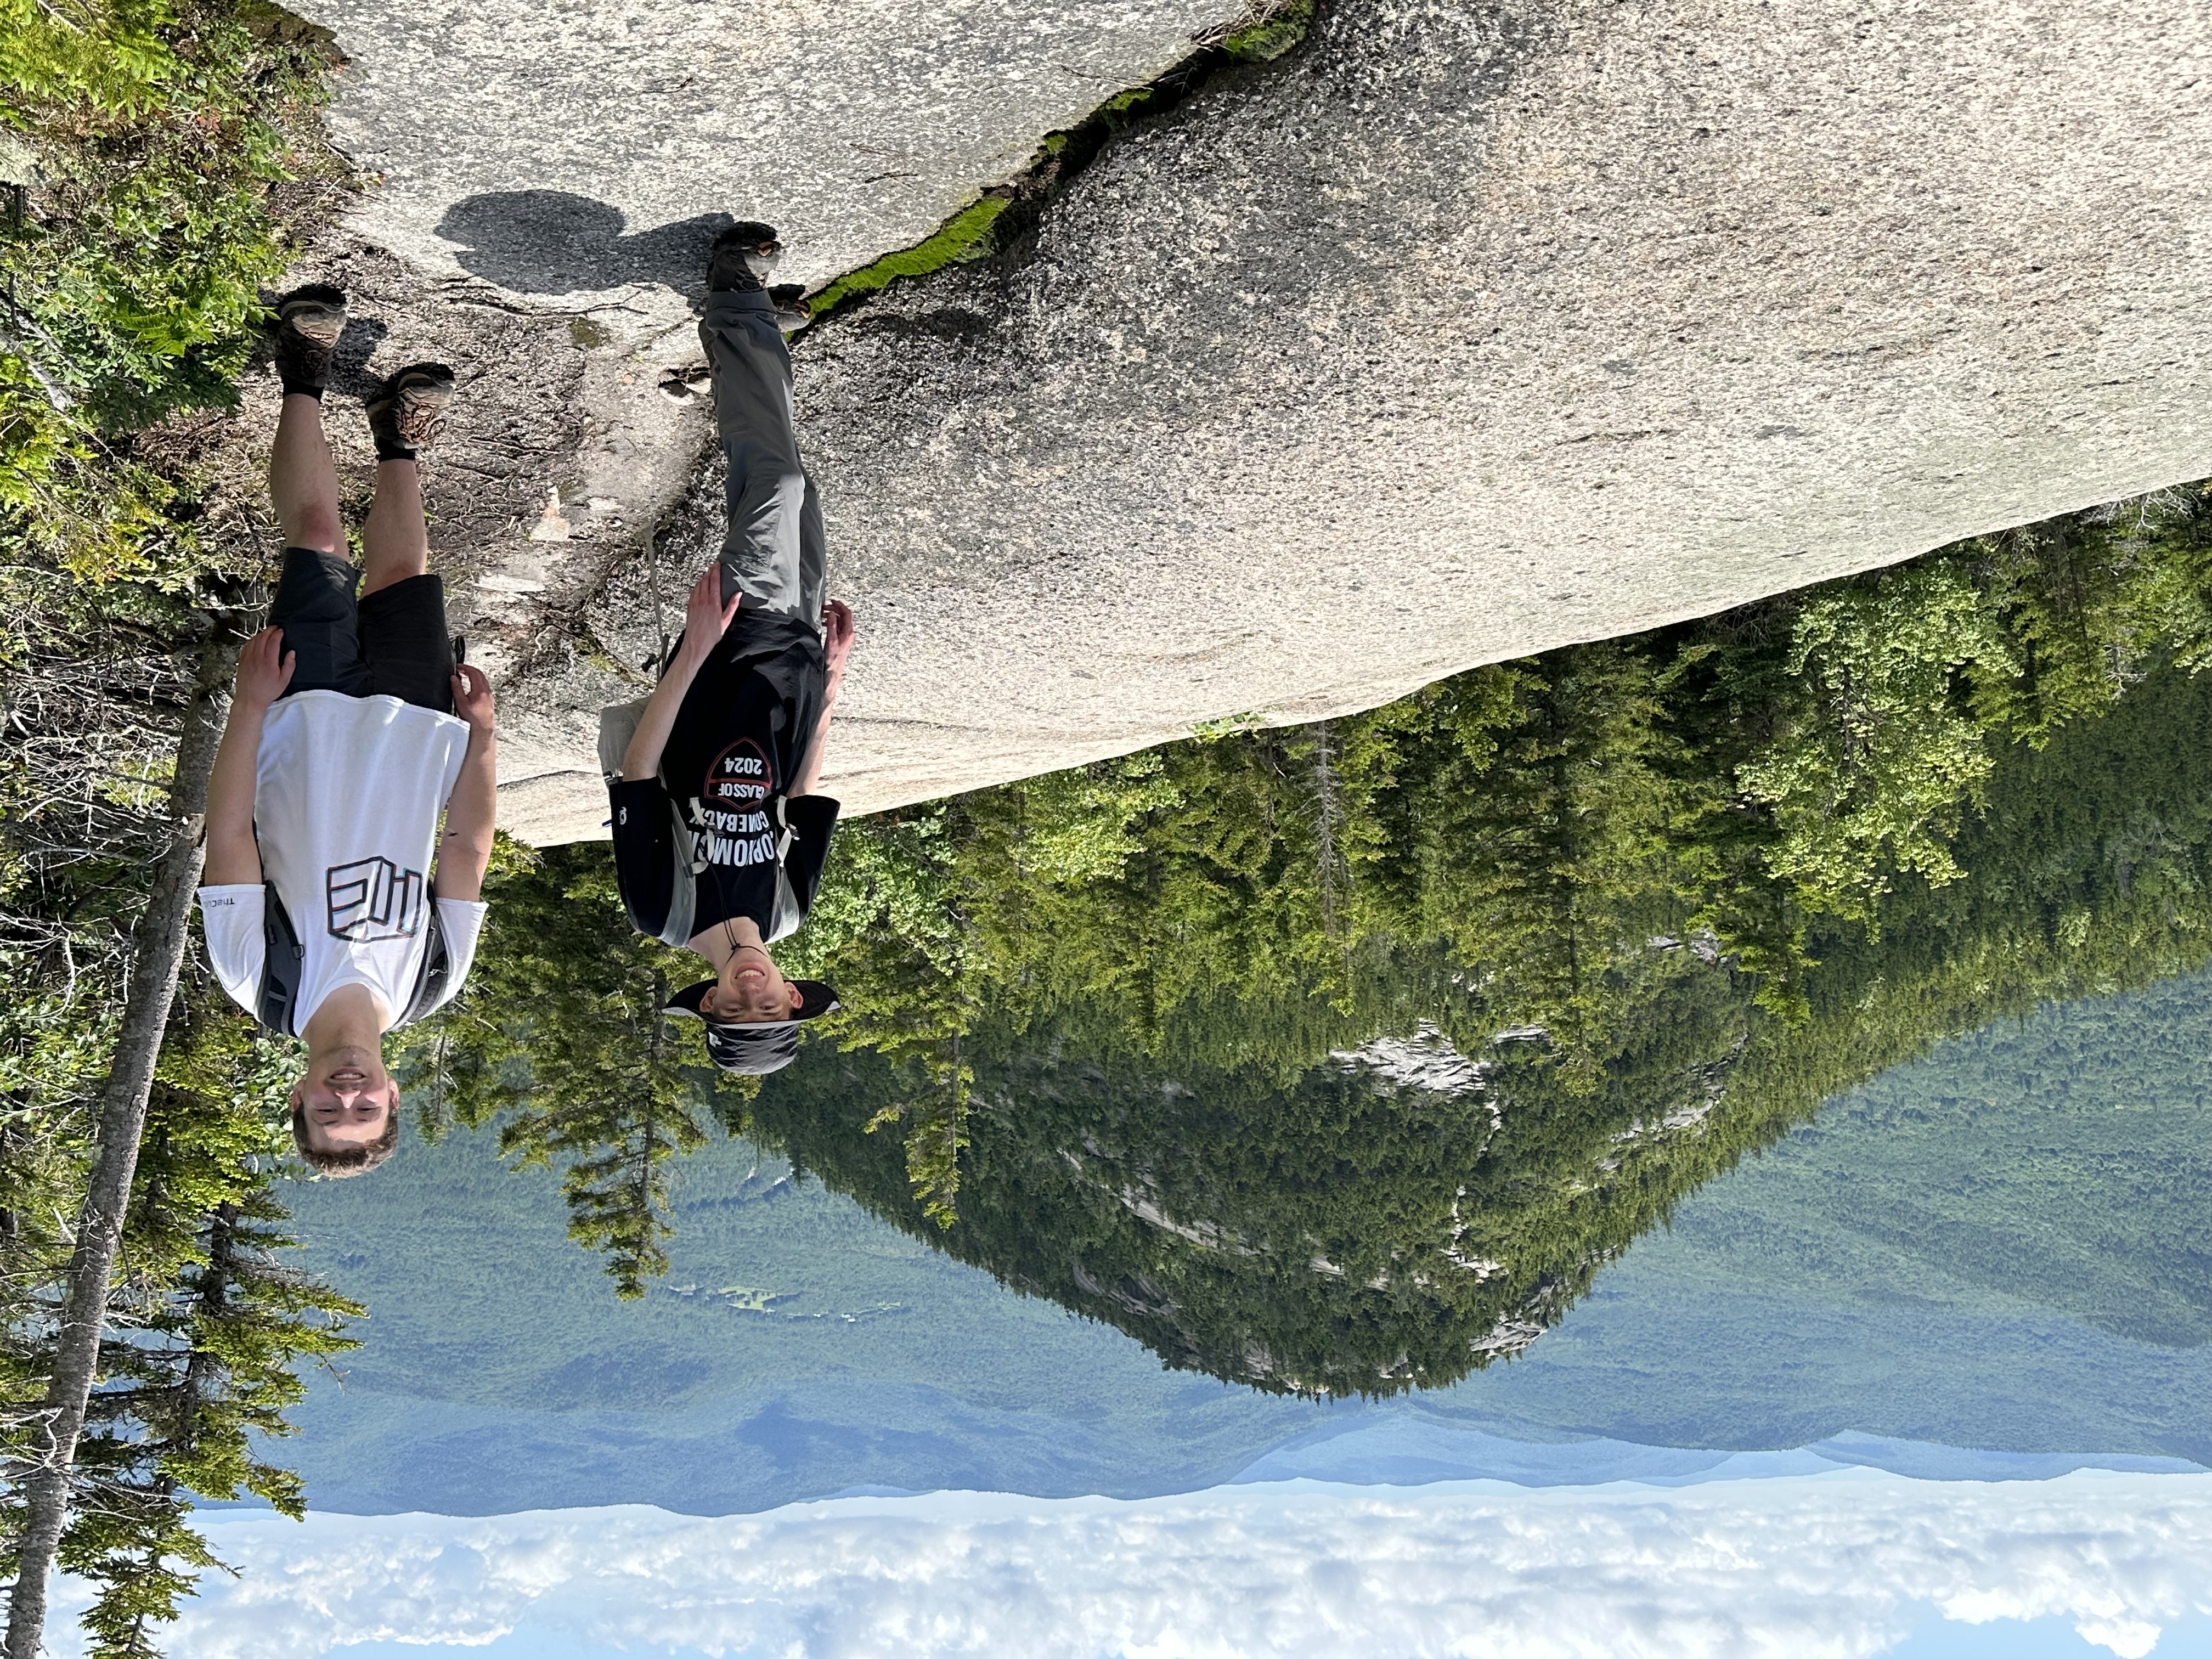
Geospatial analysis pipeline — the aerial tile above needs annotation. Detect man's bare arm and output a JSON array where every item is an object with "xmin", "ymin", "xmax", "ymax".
[
  {"xmin": 789, "ymin": 702, "xmax": 836, "ymax": 799},
  {"xmin": 789, "ymin": 599, "xmax": 854, "ymax": 799},
  {"xmin": 202, "ymin": 627, "xmax": 292, "ymax": 885},
  {"xmin": 622, "ymin": 647, "xmax": 707, "ymax": 782},
  {"xmin": 433, "ymin": 665, "xmax": 498, "ymax": 902},
  {"xmin": 624, "ymin": 567, "xmax": 738, "ymax": 781}
]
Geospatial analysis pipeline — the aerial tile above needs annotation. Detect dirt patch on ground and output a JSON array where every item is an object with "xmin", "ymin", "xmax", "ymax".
[
  {"xmin": 167, "ymin": 220, "xmax": 595, "ymax": 632},
  {"xmin": 174, "ymin": 215, "xmax": 721, "ymax": 833}
]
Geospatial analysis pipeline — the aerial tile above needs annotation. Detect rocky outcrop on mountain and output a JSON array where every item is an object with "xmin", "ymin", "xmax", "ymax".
[
  {"xmin": 306, "ymin": 0, "xmax": 2212, "ymax": 840},
  {"xmin": 307, "ymin": 0, "xmax": 1239, "ymax": 308},
  {"xmin": 294, "ymin": 0, "xmax": 1248, "ymax": 832}
]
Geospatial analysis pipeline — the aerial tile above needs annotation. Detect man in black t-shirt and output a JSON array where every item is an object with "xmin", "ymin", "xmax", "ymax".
[{"xmin": 606, "ymin": 222, "xmax": 855, "ymax": 1075}]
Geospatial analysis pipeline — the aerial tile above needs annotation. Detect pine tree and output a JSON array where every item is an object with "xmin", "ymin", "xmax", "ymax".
[
  {"xmin": 499, "ymin": 964, "xmax": 712, "ymax": 1296},
  {"xmin": 51, "ymin": 988, "xmax": 360, "ymax": 1659},
  {"xmin": 862, "ymin": 1029, "xmax": 976, "ymax": 1229},
  {"xmin": 61, "ymin": 1181, "xmax": 359, "ymax": 1658},
  {"xmin": 1376, "ymin": 646, "xmax": 1691, "ymax": 1077},
  {"xmin": 395, "ymin": 844, "xmax": 732, "ymax": 1296}
]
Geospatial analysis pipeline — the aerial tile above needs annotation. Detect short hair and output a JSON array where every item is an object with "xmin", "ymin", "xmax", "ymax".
[{"xmin": 291, "ymin": 1099, "xmax": 399, "ymax": 1178}]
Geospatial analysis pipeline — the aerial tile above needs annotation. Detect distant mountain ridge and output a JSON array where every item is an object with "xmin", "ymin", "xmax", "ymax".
[{"xmin": 1230, "ymin": 1424, "xmax": 2204, "ymax": 1491}]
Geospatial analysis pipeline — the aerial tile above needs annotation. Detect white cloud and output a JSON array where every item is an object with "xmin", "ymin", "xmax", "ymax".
[{"xmin": 47, "ymin": 1471, "xmax": 2212, "ymax": 1659}]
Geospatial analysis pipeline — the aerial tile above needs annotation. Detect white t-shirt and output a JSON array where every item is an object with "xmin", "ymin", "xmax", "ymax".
[{"xmin": 198, "ymin": 690, "xmax": 488, "ymax": 1034}]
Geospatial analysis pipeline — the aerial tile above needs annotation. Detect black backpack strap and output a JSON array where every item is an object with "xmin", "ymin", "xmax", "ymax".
[
  {"xmin": 393, "ymin": 889, "xmax": 452, "ymax": 1029},
  {"xmin": 256, "ymin": 883, "xmax": 304, "ymax": 1036},
  {"xmin": 766, "ymin": 795, "xmax": 802, "ymax": 943}
]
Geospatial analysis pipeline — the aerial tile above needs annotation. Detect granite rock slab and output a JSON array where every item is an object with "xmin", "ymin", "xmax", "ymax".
[{"xmin": 314, "ymin": 0, "xmax": 2212, "ymax": 842}]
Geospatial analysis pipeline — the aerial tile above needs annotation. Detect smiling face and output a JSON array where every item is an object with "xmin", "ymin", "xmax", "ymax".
[
  {"xmin": 705, "ymin": 944, "xmax": 804, "ymax": 1024},
  {"xmin": 291, "ymin": 1046, "xmax": 399, "ymax": 1154}
]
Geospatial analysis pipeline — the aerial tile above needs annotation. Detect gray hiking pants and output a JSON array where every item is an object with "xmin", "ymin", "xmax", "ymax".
[{"xmin": 699, "ymin": 290, "xmax": 826, "ymax": 629}]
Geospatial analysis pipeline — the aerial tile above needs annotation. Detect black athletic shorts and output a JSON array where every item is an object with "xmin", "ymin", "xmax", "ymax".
[{"xmin": 268, "ymin": 546, "xmax": 456, "ymax": 715}]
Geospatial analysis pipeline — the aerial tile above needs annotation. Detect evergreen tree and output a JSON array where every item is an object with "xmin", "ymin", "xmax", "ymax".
[
  {"xmin": 65, "ymin": 1192, "xmax": 357, "ymax": 1659},
  {"xmin": 1382, "ymin": 645, "xmax": 1691, "ymax": 1071},
  {"xmin": 3, "ymin": 981, "xmax": 358, "ymax": 1659},
  {"xmin": 395, "ymin": 843, "xmax": 734, "ymax": 1296},
  {"xmin": 1731, "ymin": 559, "xmax": 2012, "ymax": 921},
  {"xmin": 58, "ymin": 985, "xmax": 358, "ymax": 1658},
  {"xmin": 497, "ymin": 967, "xmax": 712, "ymax": 1297}
]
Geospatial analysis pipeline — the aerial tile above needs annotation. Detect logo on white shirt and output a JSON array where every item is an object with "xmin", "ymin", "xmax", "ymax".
[{"xmin": 326, "ymin": 856, "xmax": 426, "ymax": 941}]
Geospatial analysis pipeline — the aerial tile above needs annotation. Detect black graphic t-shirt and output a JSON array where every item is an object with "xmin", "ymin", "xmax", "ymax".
[{"xmin": 610, "ymin": 612, "xmax": 839, "ymax": 944}]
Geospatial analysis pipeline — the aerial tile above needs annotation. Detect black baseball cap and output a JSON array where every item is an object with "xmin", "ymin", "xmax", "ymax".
[{"xmin": 663, "ymin": 978, "xmax": 840, "ymax": 1076}]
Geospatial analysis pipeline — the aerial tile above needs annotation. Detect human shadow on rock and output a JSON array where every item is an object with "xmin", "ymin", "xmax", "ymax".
[{"xmin": 436, "ymin": 191, "xmax": 733, "ymax": 296}]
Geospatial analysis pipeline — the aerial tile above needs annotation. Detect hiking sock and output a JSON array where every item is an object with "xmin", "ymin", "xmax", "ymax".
[{"xmin": 769, "ymin": 282, "xmax": 813, "ymax": 334}]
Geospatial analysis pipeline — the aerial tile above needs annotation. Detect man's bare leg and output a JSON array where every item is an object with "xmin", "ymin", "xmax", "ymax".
[
  {"xmin": 359, "ymin": 456, "xmax": 430, "ymax": 597},
  {"xmin": 360, "ymin": 362, "xmax": 455, "ymax": 596},
  {"xmin": 268, "ymin": 284, "xmax": 348, "ymax": 554},
  {"xmin": 270, "ymin": 393, "xmax": 344, "ymax": 555}
]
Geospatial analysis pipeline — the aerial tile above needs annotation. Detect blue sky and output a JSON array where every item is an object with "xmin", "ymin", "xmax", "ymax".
[{"xmin": 54, "ymin": 1469, "xmax": 2212, "ymax": 1659}]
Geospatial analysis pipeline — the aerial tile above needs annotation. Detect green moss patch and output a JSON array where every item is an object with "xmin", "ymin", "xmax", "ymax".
[
  {"xmin": 1222, "ymin": 0, "xmax": 1318, "ymax": 61},
  {"xmin": 798, "ymin": 2, "xmax": 1319, "ymax": 326},
  {"xmin": 808, "ymin": 193, "xmax": 1014, "ymax": 317}
]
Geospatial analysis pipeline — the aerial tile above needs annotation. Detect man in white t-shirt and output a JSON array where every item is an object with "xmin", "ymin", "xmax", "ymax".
[{"xmin": 197, "ymin": 284, "xmax": 498, "ymax": 1177}]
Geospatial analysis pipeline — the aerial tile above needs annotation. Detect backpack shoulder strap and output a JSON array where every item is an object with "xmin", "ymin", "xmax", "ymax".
[
  {"xmin": 766, "ymin": 795, "xmax": 803, "ymax": 943},
  {"xmin": 256, "ymin": 883, "xmax": 303, "ymax": 1036},
  {"xmin": 393, "ymin": 891, "xmax": 452, "ymax": 1029},
  {"xmin": 597, "ymin": 696, "xmax": 651, "ymax": 781}
]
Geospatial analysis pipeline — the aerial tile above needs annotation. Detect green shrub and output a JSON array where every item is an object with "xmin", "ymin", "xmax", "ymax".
[{"xmin": 1, "ymin": 0, "xmax": 338, "ymax": 585}]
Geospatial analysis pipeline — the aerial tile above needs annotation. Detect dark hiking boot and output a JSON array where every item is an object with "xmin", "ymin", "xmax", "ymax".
[
  {"xmin": 272, "ymin": 284, "xmax": 347, "ymax": 399},
  {"xmin": 365, "ymin": 362, "xmax": 456, "ymax": 461},
  {"xmin": 706, "ymin": 222, "xmax": 782, "ymax": 293},
  {"xmin": 657, "ymin": 362, "xmax": 713, "ymax": 404},
  {"xmin": 769, "ymin": 282, "xmax": 813, "ymax": 335}
]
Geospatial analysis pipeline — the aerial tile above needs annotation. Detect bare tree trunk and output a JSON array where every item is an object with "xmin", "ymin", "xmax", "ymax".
[{"xmin": 3, "ymin": 624, "xmax": 236, "ymax": 1659}]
